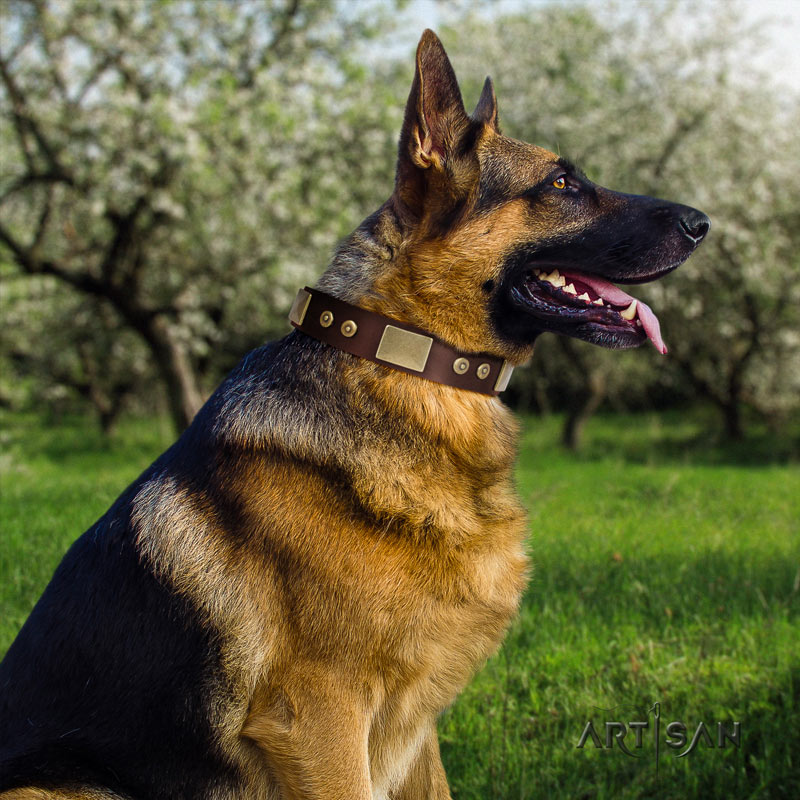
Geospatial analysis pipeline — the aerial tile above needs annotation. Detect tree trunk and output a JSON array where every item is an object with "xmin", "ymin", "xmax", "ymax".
[
  {"xmin": 562, "ymin": 369, "xmax": 606, "ymax": 451},
  {"xmin": 146, "ymin": 317, "xmax": 205, "ymax": 432},
  {"xmin": 721, "ymin": 365, "xmax": 744, "ymax": 440},
  {"xmin": 722, "ymin": 364, "xmax": 746, "ymax": 440},
  {"xmin": 722, "ymin": 401, "xmax": 743, "ymax": 441}
]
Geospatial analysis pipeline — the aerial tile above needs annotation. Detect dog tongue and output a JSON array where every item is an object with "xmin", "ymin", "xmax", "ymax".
[
  {"xmin": 634, "ymin": 301, "xmax": 666, "ymax": 355},
  {"xmin": 568, "ymin": 272, "xmax": 667, "ymax": 355}
]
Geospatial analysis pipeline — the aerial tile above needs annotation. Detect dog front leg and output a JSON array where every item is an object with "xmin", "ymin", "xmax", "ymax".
[
  {"xmin": 391, "ymin": 725, "xmax": 451, "ymax": 800},
  {"xmin": 242, "ymin": 678, "xmax": 372, "ymax": 800}
]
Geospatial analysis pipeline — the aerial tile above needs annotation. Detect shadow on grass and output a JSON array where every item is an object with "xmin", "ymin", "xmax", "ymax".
[
  {"xmin": 1, "ymin": 413, "xmax": 173, "ymax": 465},
  {"xmin": 579, "ymin": 429, "xmax": 800, "ymax": 468},
  {"xmin": 519, "ymin": 547, "xmax": 800, "ymax": 633},
  {"xmin": 520, "ymin": 409, "xmax": 800, "ymax": 467}
]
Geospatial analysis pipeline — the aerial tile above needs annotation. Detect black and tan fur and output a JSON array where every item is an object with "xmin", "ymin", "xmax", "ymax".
[{"xmin": 0, "ymin": 31, "xmax": 708, "ymax": 799}]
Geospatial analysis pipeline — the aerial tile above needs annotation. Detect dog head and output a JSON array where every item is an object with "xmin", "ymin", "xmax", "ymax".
[{"xmin": 375, "ymin": 29, "xmax": 709, "ymax": 362}]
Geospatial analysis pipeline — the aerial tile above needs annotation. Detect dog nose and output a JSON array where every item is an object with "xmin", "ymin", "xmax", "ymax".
[{"xmin": 678, "ymin": 209, "xmax": 710, "ymax": 246}]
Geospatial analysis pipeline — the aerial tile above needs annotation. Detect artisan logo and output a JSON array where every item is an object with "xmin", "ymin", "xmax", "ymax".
[{"xmin": 576, "ymin": 703, "xmax": 741, "ymax": 775}]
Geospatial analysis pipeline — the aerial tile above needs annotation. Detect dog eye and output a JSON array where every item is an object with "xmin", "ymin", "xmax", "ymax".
[{"xmin": 552, "ymin": 176, "xmax": 567, "ymax": 189}]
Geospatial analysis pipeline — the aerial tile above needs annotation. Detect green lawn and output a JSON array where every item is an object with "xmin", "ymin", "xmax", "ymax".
[{"xmin": 1, "ymin": 410, "xmax": 798, "ymax": 799}]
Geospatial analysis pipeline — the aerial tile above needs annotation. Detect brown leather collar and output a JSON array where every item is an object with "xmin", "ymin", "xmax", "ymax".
[{"xmin": 289, "ymin": 288, "xmax": 513, "ymax": 396}]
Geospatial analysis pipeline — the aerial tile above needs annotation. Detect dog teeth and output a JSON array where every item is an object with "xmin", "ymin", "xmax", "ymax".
[
  {"xmin": 619, "ymin": 300, "xmax": 638, "ymax": 321},
  {"xmin": 563, "ymin": 283, "xmax": 577, "ymax": 295},
  {"xmin": 577, "ymin": 292, "xmax": 591, "ymax": 302},
  {"xmin": 593, "ymin": 297, "xmax": 604, "ymax": 305},
  {"xmin": 545, "ymin": 270, "xmax": 565, "ymax": 287}
]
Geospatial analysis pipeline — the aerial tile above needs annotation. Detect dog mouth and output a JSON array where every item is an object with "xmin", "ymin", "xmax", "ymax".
[{"xmin": 514, "ymin": 267, "xmax": 667, "ymax": 353}]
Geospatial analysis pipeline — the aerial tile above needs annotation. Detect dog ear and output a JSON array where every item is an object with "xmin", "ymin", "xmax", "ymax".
[
  {"xmin": 472, "ymin": 76, "xmax": 499, "ymax": 132},
  {"xmin": 399, "ymin": 29, "xmax": 470, "ymax": 171},
  {"xmin": 395, "ymin": 30, "xmax": 474, "ymax": 216}
]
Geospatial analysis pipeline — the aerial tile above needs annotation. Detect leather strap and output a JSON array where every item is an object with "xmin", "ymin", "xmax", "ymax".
[{"xmin": 289, "ymin": 287, "xmax": 513, "ymax": 396}]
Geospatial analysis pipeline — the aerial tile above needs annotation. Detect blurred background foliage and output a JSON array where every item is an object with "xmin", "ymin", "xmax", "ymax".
[{"xmin": 1, "ymin": 0, "xmax": 798, "ymax": 444}]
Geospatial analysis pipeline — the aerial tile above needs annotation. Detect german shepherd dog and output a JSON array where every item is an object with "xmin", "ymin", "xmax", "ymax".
[{"xmin": 0, "ymin": 30, "xmax": 708, "ymax": 800}]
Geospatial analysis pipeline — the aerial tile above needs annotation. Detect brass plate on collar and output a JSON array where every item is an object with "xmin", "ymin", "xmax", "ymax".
[{"xmin": 375, "ymin": 325, "xmax": 433, "ymax": 373}]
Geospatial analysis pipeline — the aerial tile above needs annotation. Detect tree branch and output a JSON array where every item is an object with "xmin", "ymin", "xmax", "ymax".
[
  {"xmin": 73, "ymin": 50, "xmax": 116, "ymax": 106},
  {"xmin": 30, "ymin": 183, "xmax": 53, "ymax": 253},
  {"xmin": 34, "ymin": 0, "xmax": 69, "ymax": 102},
  {"xmin": 1, "ymin": 7, "xmax": 37, "ymax": 67},
  {"xmin": 264, "ymin": 0, "xmax": 302, "ymax": 61},
  {"xmin": 100, "ymin": 196, "xmax": 148, "ymax": 283},
  {"xmin": 0, "ymin": 169, "xmax": 75, "ymax": 206},
  {"xmin": 229, "ymin": 0, "xmax": 302, "ymax": 87},
  {"xmin": 0, "ymin": 217, "xmax": 156, "ymax": 332},
  {"xmin": 651, "ymin": 109, "xmax": 707, "ymax": 180},
  {"xmin": 0, "ymin": 52, "xmax": 71, "ymax": 179}
]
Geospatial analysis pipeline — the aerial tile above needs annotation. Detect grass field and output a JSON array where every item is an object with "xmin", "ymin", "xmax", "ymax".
[{"xmin": 1, "ymin": 410, "xmax": 798, "ymax": 799}]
